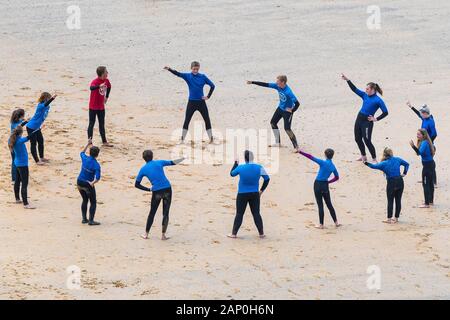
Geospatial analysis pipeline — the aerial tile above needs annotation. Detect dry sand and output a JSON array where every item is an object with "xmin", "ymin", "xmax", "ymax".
[{"xmin": 0, "ymin": 0, "xmax": 449, "ymax": 299}]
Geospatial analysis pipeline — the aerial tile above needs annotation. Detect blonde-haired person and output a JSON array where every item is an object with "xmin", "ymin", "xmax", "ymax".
[
  {"xmin": 364, "ymin": 148, "xmax": 409, "ymax": 224},
  {"xmin": 409, "ymin": 129, "xmax": 436, "ymax": 208},
  {"xmin": 247, "ymin": 75, "xmax": 300, "ymax": 152},
  {"xmin": 26, "ymin": 92, "xmax": 57, "ymax": 165}
]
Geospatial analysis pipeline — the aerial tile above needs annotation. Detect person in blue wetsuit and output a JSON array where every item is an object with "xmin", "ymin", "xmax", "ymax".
[
  {"xmin": 9, "ymin": 109, "xmax": 28, "ymax": 184},
  {"xmin": 228, "ymin": 150, "xmax": 270, "ymax": 239},
  {"xmin": 364, "ymin": 148, "xmax": 409, "ymax": 224},
  {"xmin": 247, "ymin": 75, "xmax": 300, "ymax": 151},
  {"xmin": 298, "ymin": 148, "xmax": 341, "ymax": 229},
  {"xmin": 8, "ymin": 125, "xmax": 39, "ymax": 209},
  {"xmin": 341, "ymin": 74, "xmax": 388, "ymax": 162},
  {"xmin": 409, "ymin": 129, "xmax": 436, "ymax": 208},
  {"xmin": 407, "ymin": 102, "xmax": 438, "ymax": 186},
  {"xmin": 135, "ymin": 150, "xmax": 185, "ymax": 240},
  {"xmin": 26, "ymin": 92, "xmax": 57, "ymax": 165},
  {"xmin": 77, "ymin": 139, "xmax": 102, "ymax": 226},
  {"xmin": 164, "ymin": 61, "xmax": 215, "ymax": 143}
]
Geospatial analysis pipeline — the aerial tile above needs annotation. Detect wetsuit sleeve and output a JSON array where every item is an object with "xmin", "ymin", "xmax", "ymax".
[
  {"xmin": 410, "ymin": 107, "xmax": 422, "ymax": 119},
  {"xmin": 230, "ymin": 161, "xmax": 239, "ymax": 177},
  {"xmin": 167, "ymin": 68, "xmax": 183, "ymax": 78},
  {"xmin": 44, "ymin": 97, "xmax": 55, "ymax": 107},
  {"xmin": 106, "ymin": 87, "xmax": 111, "ymax": 99},
  {"xmin": 205, "ymin": 76, "xmax": 215, "ymax": 98},
  {"xmin": 410, "ymin": 144, "xmax": 420, "ymax": 156},
  {"xmin": 250, "ymin": 81, "xmax": 270, "ymax": 88},
  {"xmin": 171, "ymin": 158, "xmax": 184, "ymax": 165},
  {"xmin": 298, "ymin": 150, "xmax": 322, "ymax": 165},
  {"xmin": 20, "ymin": 120, "xmax": 29, "ymax": 127},
  {"xmin": 375, "ymin": 100, "xmax": 389, "ymax": 121},
  {"xmin": 161, "ymin": 160, "xmax": 176, "ymax": 167},
  {"xmin": 293, "ymin": 100, "xmax": 300, "ymax": 112},
  {"xmin": 328, "ymin": 170, "xmax": 340, "ymax": 184},
  {"xmin": 347, "ymin": 80, "xmax": 365, "ymax": 98},
  {"xmin": 20, "ymin": 136, "xmax": 31, "ymax": 143},
  {"xmin": 400, "ymin": 159, "xmax": 409, "ymax": 175},
  {"xmin": 90, "ymin": 85, "xmax": 100, "ymax": 91},
  {"xmin": 135, "ymin": 170, "xmax": 152, "ymax": 192},
  {"xmin": 95, "ymin": 164, "xmax": 101, "ymax": 181}
]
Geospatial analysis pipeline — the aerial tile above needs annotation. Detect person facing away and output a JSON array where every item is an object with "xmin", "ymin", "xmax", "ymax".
[
  {"xmin": 247, "ymin": 75, "xmax": 300, "ymax": 152},
  {"xmin": 364, "ymin": 147, "xmax": 409, "ymax": 224},
  {"xmin": 135, "ymin": 150, "xmax": 185, "ymax": 240},
  {"xmin": 228, "ymin": 150, "xmax": 270, "ymax": 239},
  {"xmin": 341, "ymin": 73, "xmax": 388, "ymax": 163},
  {"xmin": 164, "ymin": 61, "xmax": 215, "ymax": 143},
  {"xmin": 88, "ymin": 66, "xmax": 112, "ymax": 147}
]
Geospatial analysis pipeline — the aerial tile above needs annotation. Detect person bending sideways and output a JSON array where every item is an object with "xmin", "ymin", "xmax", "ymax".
[
  {"xmin": 164, "ymin": 61, "xmax": 215, "ymax": 144},
  {"xmin": 409, "ymin": 129, "xmax": 436, "ymax": 208},
  {"xmin": 247, "ymin": 76, "xmax": 300, "ymax": 152},
  {"xmin": 364, "ymin": 148, "xmax": 409, "ymax": 224},
  {"xmin": 341, "ymin": 74, "xmax": 388, "ymax": 163},
  {"xmin": 88, "ymin": 66, "xmax": 112, "ymax": 147},
  {"xmin": 298, "ymin": 148, "xmax": 341, "ymax": 229},
  {"xmin": 9, "ymin": 109, "xmax": 28, "ymax": 184},
  {"xmin": 77, "ymin": 139, "xmax": 101, "ymax": 225},
  {"xmin": 228, "ymin": 150, "xmax": 270, "ymax": 239},
  {"xmin": 135, "ymin": 150, "xmax": 185, "ymax": 240},
  {"xmin": 26, "ymin": 92, "xmax": 57, "ymax": 165}
]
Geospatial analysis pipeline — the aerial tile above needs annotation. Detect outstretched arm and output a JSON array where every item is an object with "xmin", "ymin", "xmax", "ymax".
[
  {"xmin": 298, "ymin": 149, "xmax": 321, "ymax": 165},
  {"xmin": 172, "ymin": 157, "xmax": 185, "ymax": 165},
  {"xmin": 247, "ymin": 81, "xmax": 270, "ymax": 88},
  {"xmin": 164, "ymin": 66, "xmax": 182, "ymax": 77},
  {"xmin": 406, "ymin": 101, "xmax": 422, "ymax": 119},
  {"xmin": 44, "ymin": 94, "xmax": 57, "ymax": 107},
  {"xmin": 82, "ymin": 138, "xmax": 93, "ymax": 154}
]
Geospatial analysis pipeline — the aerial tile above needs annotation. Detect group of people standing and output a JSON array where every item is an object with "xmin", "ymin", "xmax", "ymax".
[{"xmin": 6, "ymin": 61, "xmax": 438, "ymax": 239}]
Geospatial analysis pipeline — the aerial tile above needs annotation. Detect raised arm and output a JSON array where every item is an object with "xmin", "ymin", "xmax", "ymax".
[
  {"xmin": 298, "ymin": 149, "xmax": 321, "ymax": 165},
  {"xmin": 230, "ymin": 161, "xmax": 239, "ymax": 177},
  {"xmin": 164, "ymin": 66, "xmax": 182, "ymax": 77},
  {"xmin": 409, "ymin": 140, "xmax": 420, "ymax": 156},
  {"xmin": 44, "ymin": 94, "xmax": 57, "ymax": 107},
  {"xmin": 81, "ymin": 139, "xmax": 93, "ymax": 154},
  {"xmin": 342, "ymin": 73, "xmax": 365, "ymax": 98},
  {"xmin": 406, "ymin": 101, "xmax": 422, "ymax": 119},
  {"xmin": 171, "ymin": 157, "xmax": 185, "ymax": 165}
]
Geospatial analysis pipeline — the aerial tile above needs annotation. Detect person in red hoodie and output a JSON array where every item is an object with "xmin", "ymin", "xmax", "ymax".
[{"xmin": 88, "ymin": 66, "xmax": 112, "ymax": 147}]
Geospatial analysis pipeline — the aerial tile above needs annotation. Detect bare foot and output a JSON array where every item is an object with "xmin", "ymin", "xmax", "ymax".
[
  {"xmin": 227, "ymin": 234, "xmax": 237, "ymax": 239},
  {"xmin": 382, "ymin": 219, "xmax": 392, "ymax": 224},
  {"xmin": 36, "ymin": 161, "xmax": 45, "ymax": 166},
  {"xmin": 41, "ymin": 158, "xmax": 50, "ymax": 162},
  {"xmin": 259, "ymin": 234, "xmax": 266, "ymax": 239},
  {"xmin": 15, "ymin": 200, "xmax": 22, "ymax": 204},
  {"xmin": 356, "ymin": 156, "xmax": 367, "ymax": 162},
  {"xmin": 102, "ymin": 143, "xmax": 114, "ymax": 148},
  {"xmin": 392, "ymin": 218, "xmax": 398, "ymax": 224},
  {"xmin": 371, "ymin": 158, "xmax": 378, "ymax": 163},
  {"xmin": 24, "ymin": 204, "xmax": 36, "ymax": 209},
  {"xmin": 419, "ymin": 204, "xmax": 430, "ymax": 208},
  {"xmin": 314, "ymin": 224, "xmax": 325, "ymax": 229},
  {"xmin": 161, "ymin": 234, "xmax": 170, "ymax": 241},
  {"xmin": 335, "ymin": 223, "xmax": 342, "ymax": 228},
  {"xmin": 141, "ymin": 233, "xmax": 149, "ymax": 240}
]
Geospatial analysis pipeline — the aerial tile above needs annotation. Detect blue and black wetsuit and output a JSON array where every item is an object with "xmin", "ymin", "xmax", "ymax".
[
  {"xmin": 411, "ymin": 141, "xmax": 435, "ymax": 205},
  {"xmin": 366, "ymin": 156, "xmax": 409, "ymax": 219},
  {"xmin": 249, "ymin": 81, "xmax": 300, "ymax": 148},
  {"xmin": 230, "ymin": 161, "xmax": 270, "ymax": 236},
  {"xmin": 167, "ymin": 68, "xmax": 215, "ymax": 141},
  {"xmin": 77, "ymin": 152, "xmax": 101, "ymax": 224},
  {"xmin": 347, "ymin": 80, "xmax": 388, "ymax": 159}
]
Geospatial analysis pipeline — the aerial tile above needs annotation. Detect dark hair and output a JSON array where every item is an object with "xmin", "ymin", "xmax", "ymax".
[
  {"xmin": 244, "ymin": 150, "xmax": 254, "ymax": 163},
  {"xmin": 324, "ymin": 148, "xmax": 334, "ymax": 159},
  {"xmin": 90, "ymin": 146, "xmax": 100, "ymax": 158},
  {"xmin": 143, "ymin": 150, "xmax": 154, "ymax": 162},
  {"xmin": 191, "ymin": 61, "xmax": 200, "ymax": 68},
  {"xmin": 367, "ymin": 82, "xmax": 383, "ymax": 95},
  {"xmin": 38, "ymin": 92, "xmax": 52, "ymax": 103},
  {"xmin": 8, "ymin": 126, "xmax": 23, "ymax": 152},
  {"xmin": 96, "ymin": 66, "xmax": 107, "ymax": 77},
  {"xmin": 10, "ymin": 108, "xmax": 25, "ymax": 124}
]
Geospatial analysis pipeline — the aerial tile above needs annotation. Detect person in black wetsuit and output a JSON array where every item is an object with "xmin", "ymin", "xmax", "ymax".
[
  {"xmin": 164, "ymin": 61, "xmax": 215, "ymax": 144},
  {"xmin": 341, "ymin": 74, "xmax": 388, "ymax": 163},
  {"xmin": 228, "ymin": 150, "xmax": 270, "ymax": 238},
  {"xmin": 247, "ymin": 76, "xmax": 300, "ymax": 152}
]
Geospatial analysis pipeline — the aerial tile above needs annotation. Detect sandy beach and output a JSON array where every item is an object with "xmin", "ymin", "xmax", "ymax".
[{"xmin": 0, "ymin": 0, "xmax": 449, "ymax": 299}]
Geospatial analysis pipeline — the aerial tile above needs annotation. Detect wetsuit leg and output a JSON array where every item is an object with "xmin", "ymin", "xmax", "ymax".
[
  {"xmin": 270, "ymin": 108, "xmax": 283, "ymax": 145},
  {"xmin": 161, "ymin": 188, "xmax": 172, "ymax": 234},
  {"xmin": 422, "ymin": 161, "xmax": 435, "ymax": 205},
  {"xmin": 87, "ymin": 109, "xmax": 96, "ymax": 139},
  {"xmin": 314, "ymin": 181, "xmax": 325, "ymax": 225},
  {"xmin": 248, "ymin": 192, "xmax": 264, "ymax": 235},
  {"xmin": 361, "ymin": 120, "xmax": 376, "ymax": 158},
  {"xmin": 14, "ymin": 167, "xmax": 21, "ymax": 202},
  {"xmin": 232, "ymin": 193, "xmax": 248, "ymax": 235},
  {"xmin": 11, "ymin": 152, "xmax": 16, "ymax": 182},
  {"xmin": 281, "ymin": 110, "xmax": 298, "ymax": 149},
  {"xmin": 88, "ymin": 186, "xmax": 97, "ymax": 221},
  {"xmin": 97, "ymin": 110, "xmax": 107, "ymax": 143},
  {"xmin": 394, "ymin": 178, "xmax": 404, "ymax": 218},
  {"xmin": 146, "ymin": 190, "xmax": 163, "ymax": 233},
  {"xmin": 27, "ymin": 127, "xmax": 40, "ymax": 163},
  {"xmin": 17, "ymin": 166, "xmax": 29, "ymax": 206},
  {"xmin": 354, "ymin": 114, "xmax": 366, "ymax": 156},
  {"xmin": 197, "ymin": 100, "xmax": 213, "ymax": 140},
  {"xmin": 386, "ymin": 179, "xmax": 395, "ymax": 219},
  {"xmin": 322, "ymin": 185, "xmax": 337, "ymax": 222},
  {"xmin": 36, "ymin": 129, "xmax": 44, "ymax": 159},
  {"xmin": 182, "ymin": 101, "xmax": 198, "ymax": 140},
  {"xmin": 77, "ymin": 182, "xmax": 89, "ymax": 221}
]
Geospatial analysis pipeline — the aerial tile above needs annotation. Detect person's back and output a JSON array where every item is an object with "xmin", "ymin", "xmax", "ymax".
[
  {"xmin": 78, "ymin": 152, "xmax": 101, "ymax": 182},
  {"xmin": 138, "ymin": 160, "xmax": 172, "ymax": 191},
  {"xmin": 232, "ymin": 163, "xmax": 267, "ymax": 193},
  {"xmin": 27, "ymin": 102, "xmax": 49, "ymax": 130}
]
